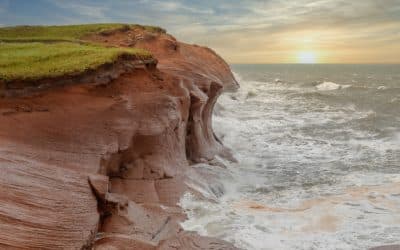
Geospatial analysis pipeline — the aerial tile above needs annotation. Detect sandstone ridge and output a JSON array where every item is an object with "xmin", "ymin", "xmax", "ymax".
[{"xmin": 0, "ymin": 26, "xmax": 239, "ymax": 249}]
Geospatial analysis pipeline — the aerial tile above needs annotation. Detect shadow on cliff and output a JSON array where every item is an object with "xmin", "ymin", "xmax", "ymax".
[{"xmin": 0, "ymin": 26, "xmax": 240, "ymax": 249}]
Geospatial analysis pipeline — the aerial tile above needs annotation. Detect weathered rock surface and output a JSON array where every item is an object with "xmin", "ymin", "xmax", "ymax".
[{"xmin": 0, "ymin": 27, "xmax": 238, "ymax": 249}]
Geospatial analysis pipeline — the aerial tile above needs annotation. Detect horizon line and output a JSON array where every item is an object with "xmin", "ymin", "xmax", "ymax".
[{"xmin": 230, "ymin": 63, "xmax": 400, "ymax": 65}]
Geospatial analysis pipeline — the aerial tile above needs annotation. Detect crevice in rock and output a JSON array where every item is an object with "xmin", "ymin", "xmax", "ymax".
[
  {"xmin": 0, "ymin": 24, "xmax": 240, "ymax": 250},
  {"xmin": 151, "ymin": 216, "xmax": 171, "ymax": 241}
]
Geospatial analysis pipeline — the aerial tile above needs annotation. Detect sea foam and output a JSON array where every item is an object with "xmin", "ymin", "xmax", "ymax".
[
  {"xmin": 316, "ymin": 81, "xmax": 351, "ymax": 91},
  {"xmin": 181, "ymin": 68, "xmax": 400, "ymax": 250}
]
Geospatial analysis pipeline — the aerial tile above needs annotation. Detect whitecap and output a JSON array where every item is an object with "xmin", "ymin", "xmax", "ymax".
[
  {"xmin": 341, "ymin": 84, "xmax": 351, "ymax": 89},
  {"xmin": 316, "ymin": 81, "xmax": 340, "ymax": 91},
  {"xmin": 377, "ymin": 86, "xmax": 387, "ymax": 90},
  {"xmin": 246, "ymin": 90, "xmax": 257, "ymax": 99},
  {"xmin": 316, "ymin": 81, "xmax": 351, "ymax": 91}
]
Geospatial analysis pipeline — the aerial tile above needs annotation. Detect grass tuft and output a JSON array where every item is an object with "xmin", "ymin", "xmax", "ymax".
[
  {"xmin": 0, "ymin": 23, "xmax": 166, "ymax": 42},
  {"xmin": 0, "ymin": 42, "xmax": 152, "ymax": 81},
  {"xmin": 0, "ymin": 24, "xmax": 162, "ymax": 83}
]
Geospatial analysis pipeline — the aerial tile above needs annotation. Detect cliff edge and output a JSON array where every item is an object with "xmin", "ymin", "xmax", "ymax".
[{"xmin": 0, "ymin": 25, "xmax": 239, "ymax": 249}]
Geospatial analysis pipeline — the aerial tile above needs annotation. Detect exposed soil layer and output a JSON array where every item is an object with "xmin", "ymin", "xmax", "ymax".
[
  {"xmin": 0, "ymin": 56, "xmax": 156, "ymax": 98},
  {"xmin": 0, "ymin": 27, "xmax": 239, "ymax": 249}
]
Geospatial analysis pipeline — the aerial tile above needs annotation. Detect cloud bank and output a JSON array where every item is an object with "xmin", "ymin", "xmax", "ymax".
[{"xmin": 1, "ymin": 0, "xmax": 399, "ymax": 63}]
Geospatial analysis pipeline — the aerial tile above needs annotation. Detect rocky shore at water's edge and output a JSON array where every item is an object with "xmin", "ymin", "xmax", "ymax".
[{"xmin": 0, "ymin": 27, "xmax": 239, "ymax": 249}]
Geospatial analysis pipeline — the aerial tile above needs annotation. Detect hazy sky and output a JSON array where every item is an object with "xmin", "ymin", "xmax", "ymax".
[{"xmin": 1, "ymin": 0, "xmax": 400, "ymax": 63}]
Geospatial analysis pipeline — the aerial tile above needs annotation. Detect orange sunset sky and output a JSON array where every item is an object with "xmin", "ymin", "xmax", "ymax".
[{"xmin": 1, "ymin": 0, "xmax": 399, "ymax": 63}]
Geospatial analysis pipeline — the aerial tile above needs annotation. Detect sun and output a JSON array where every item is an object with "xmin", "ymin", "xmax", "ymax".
[{"xmin": 297, "ymin": 51, "xmax": 317, "ymax": 64}]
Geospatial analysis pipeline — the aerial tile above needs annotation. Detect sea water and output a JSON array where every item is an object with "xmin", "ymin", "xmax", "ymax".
[{"xmin": 180, "ymin": 64, "xmax": 400, "ymax": 250}]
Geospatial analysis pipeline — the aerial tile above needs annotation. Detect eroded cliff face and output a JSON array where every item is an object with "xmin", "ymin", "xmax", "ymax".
[{"xmin": 0, "ymin": 28, "xmax": 238, "ymax": 249}]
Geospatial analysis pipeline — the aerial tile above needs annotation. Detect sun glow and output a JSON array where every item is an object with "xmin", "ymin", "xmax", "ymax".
[{"xmin": 297, "ymin": 51, "xmax": 317, "ymax": 64}]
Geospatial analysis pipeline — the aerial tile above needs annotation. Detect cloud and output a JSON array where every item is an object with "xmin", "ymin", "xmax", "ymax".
[
  {"xmin": 1, "ymin": 0, "xmax": 399, "ymax": 63},
  {"xmin": 50, "ymin": 0, "xmax": 109, "ymax": 19},
  {"xmin": 156, "ymin": 0, "xmax": 400, "ymax": 63},
  {"xmin": 146, "ymin": 0, "xmax": 214, "ymax": 15}
]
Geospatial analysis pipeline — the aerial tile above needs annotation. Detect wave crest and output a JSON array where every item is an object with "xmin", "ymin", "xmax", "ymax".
[{"xmin": 316, "ymin": 81, "xmax": 351, "ymax": 91}]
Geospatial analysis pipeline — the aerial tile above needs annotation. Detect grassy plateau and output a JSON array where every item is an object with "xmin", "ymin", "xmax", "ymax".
[{"xmin": 0, "ymin": 24, "xmax": 160, "ymax": 83}]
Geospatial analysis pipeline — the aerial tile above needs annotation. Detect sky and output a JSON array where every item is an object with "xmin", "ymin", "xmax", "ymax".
[{"xmin": 1, "ymin": 0, "xmax": 400, "ymax": 64}]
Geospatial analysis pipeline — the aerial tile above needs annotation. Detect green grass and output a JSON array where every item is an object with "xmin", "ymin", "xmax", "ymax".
[
  {"xmin": 0, "ymin": 24, "xmax": 161, "ymax": 83},
  {"xmin": 0, "ymin": 42, "xmax": 152, "ymax": 82},
  {"xmin": 0, "ymin": 23, "xmax": 166, "ymax": 42}
]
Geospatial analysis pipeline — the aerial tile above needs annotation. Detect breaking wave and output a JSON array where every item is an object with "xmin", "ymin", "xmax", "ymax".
[
  {"xmin": 316, "ymin": 81, "xmax": 351, "ymax": 91},
  {"xmin": 181, "ymin": 65, "xmax": 400, "ymax": 250}
]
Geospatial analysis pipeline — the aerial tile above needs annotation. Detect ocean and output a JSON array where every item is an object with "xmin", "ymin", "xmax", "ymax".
[{"xmin": 180, "ymin": 64, "xmax": 400, "ymax": 250}]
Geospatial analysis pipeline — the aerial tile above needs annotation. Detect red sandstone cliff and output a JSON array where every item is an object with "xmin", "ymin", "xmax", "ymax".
[{"xmin": 0, "ymin": 27, "xmax": 239, "ymax": 249}]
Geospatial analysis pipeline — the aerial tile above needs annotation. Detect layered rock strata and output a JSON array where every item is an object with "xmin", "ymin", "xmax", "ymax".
[{"xmin": 0, "ymin": 27, "xmax": 238, "ymax": 249}]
